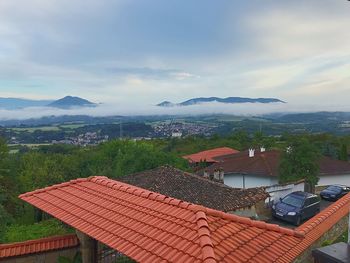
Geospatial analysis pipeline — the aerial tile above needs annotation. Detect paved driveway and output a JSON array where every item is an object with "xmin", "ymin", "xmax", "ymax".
[{"xmin": 265, "ymin": 199, "xmax": 334, "ymax": 229}]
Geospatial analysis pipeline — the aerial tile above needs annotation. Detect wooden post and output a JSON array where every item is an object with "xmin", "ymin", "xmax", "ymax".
[{"xmin": 76, "ymin": 230, "xmax": 98, "ymax": 263}]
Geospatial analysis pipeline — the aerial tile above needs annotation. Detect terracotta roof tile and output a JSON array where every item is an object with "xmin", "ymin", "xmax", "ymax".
[
  {"xmin": 0, "ymin": 234, "xmax": 78, "ymax": 258},
  {"xmin": 203, "ymin": 149, "xmax": 350, "ymax": 177},
  {"xmin": 119, "ymin": 166, "xmax": 268, "ymax": 212},
  {"xmin": 18, "ymin": 176, "xmax": 350, "ymax": 262},
  {"xmin": 183, "ymin": 147, "xmax": 239, "ymax": 163}
]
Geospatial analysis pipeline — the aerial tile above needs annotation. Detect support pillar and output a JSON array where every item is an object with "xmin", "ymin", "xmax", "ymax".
[{"xmin": 76, "ymin": 230, "xmax": 98, "ymax": 263}]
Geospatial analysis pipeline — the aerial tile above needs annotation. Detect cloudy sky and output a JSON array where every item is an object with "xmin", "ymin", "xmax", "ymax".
[{"xmin": 1, "ymin": 0, "xmax": 350, "ymax": 108}]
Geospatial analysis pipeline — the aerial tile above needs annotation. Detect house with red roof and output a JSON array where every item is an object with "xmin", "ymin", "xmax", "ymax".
[
  {"xmin": 182, "ymin": 147, "xmax": 239, "ymax": 166},
  {"xmin": 5, "ymin": 176, "xmax": 350, "ymax": 263},
  {"xmin": 200, "ymin": 149, "xmax": 350, "ymax": 189}
]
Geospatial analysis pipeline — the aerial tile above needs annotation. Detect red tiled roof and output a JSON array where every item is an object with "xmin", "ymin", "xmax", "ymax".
[
  {"xmin": 203, "ymin": 150, "xmax": 281, "ymax": 177},
  {"xmin": 0, "ymin": 234, "xmax": 78, "ymax": 258},
  {"xmin": 183, "ymin": 147, "xmax": 239, "ymax": 163},
  {"xmin": 203, "ymin": 149, "xmax": 350, "ymax": 177},
  {"xmin": 19, "ymin": 177, "xmax": 350, "ymax": 262},
  {"xmin": 319, "ymin": 156, "xmax": 350, "ymax": 175}
]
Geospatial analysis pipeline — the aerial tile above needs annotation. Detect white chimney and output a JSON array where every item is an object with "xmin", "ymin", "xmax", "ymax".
[
  {"xmin": 213, "ymin": 169, "xmax": 220, "ymax": 180},
  {"xmin": 249, "ymin": 148, "xmax": 255, "ymax": 158},
  {"xmin": 203, "ymin": 170, "xmax": 209, "ymax": 179},
  {"xmin": 219, "ymin": 168, "xmax": 224, "ymax": 182},
  {"xmin": 260, "ymin": 146, "xmax": 266, "ymax": 152}
]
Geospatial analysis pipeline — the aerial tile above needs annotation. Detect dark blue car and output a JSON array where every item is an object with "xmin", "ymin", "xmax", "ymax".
[
  {"xmin": 320, "ymin": 185, "xmax": 350, "ymax": 201},
  {"xmin": 272, "ymin": 191, "xmax": 320, "ymax": 226}
]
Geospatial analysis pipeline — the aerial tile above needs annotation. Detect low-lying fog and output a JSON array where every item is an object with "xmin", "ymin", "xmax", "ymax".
[{"xmin": 0, "ymin": 102, "xmax": 349, "ymax": 120}]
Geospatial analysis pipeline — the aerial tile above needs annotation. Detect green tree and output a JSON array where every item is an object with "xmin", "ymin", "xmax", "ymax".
[
  {"xmin": 339, "ymin": 144, "xmax": 348, "ymax": 161},
  {"xmin": 0, "ymin": 137, "xmax": 13, "ymax": 241},
  {"xmin": 279, "ymin": 137, "xmax": 320, "ymax": 193},
  {"xmin": 18, "ymin": 152, "xmax": 65, "ymax": 192}
]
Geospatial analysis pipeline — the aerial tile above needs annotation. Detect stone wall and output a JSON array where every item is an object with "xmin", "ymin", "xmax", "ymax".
[
  {"xmin": 293, "ymin": 215, "xmax": 349, "ymax": 263},
  {"xmin": 228, "ymin": 200, "xmax": 270, "ymax": 220},
  {"xmin": 255, "ymin": 200, "xmax": 272, "ymax": 219},
  {"xmin": 0, "ymin": 246, "xmax": 78, "ymax": 263}
]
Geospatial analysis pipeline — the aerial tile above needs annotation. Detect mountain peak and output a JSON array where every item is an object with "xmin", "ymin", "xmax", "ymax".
[
  {"xmin": 157, "ymin": 97, "xmax": 286, "ymax": 107},
  {"xmin": 156, "ymin": 101, "xmax": 175, "ymax": 107},
  {"xmin": 48, "ymin": 96, "xmax": 96, "ymax": 109}
]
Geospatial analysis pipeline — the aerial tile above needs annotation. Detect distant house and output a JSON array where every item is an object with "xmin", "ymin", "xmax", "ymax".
[
  {"xmin": 182, "ymin": 147, "xmax": 239, "ymax": 166},
  {"xmin": 119, "ymin": 166, "xmax": 269, "ymax": 218},
  {"xmin": 200, "ymin": 149, "xmax": 350, "ymax": 189},
  {"xmin": 171, "ymin": 131, "xmax": 182, "ymax": 138}
]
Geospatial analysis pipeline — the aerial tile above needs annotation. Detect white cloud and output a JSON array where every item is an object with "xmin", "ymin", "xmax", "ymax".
[{"xmin": 1, "ymin": 0, "xmax": 350, "ymax": 111}]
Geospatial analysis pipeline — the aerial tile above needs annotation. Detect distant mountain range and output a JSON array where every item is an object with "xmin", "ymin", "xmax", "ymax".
[
  {"xmin": 157, "ymin": 97, "xmax": 286, "ymax": 107},
  {"xmin": 0, "ymin": 96, "xmax": 96, "ymax": 109}
]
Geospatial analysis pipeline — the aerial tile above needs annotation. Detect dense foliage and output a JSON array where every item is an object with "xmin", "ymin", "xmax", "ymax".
[
  {"xmin": 279, "ymin": 136, "xmax": 321, "ymax": 192},
  {"xmin": 4, "ymin": 219, "xmax": 73, "ymax": 243}
]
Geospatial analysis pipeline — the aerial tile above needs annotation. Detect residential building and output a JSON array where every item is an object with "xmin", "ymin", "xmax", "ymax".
[{"xmin": 200, "ymin": 149, "xmax": 350, "ymax": 189}]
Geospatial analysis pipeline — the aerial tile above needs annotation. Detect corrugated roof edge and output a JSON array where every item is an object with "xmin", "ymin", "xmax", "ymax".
[
  {"xmin": 0, "ymin": 234, "xmax": 79, "ymax": 258},
  {"xmin": 19, "ymin": 176, "xmax": 304, "ymax": 238}
]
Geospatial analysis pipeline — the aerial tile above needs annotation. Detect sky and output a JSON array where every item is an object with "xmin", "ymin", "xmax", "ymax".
[{"xmin": 1, "ymin": 0, "xmax": 350, "ymax": 111}]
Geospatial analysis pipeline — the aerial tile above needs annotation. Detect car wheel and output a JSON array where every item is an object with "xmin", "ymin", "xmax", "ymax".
[{"xmin": 295, "ymin": 216, "xmax": 301, "ymax": 226}]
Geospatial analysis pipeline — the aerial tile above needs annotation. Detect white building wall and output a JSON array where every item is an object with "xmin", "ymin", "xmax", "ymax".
[
  {"xmin": 265, "ymin": 181, "xmax": 305, "ymax": 205},
  {"xmin": 224, "ymin": 173, "xmax": 278, "ymax": 188},
  {"xmin": 317, "ymin": 174, "xmax": 350, "ymax": 186}
]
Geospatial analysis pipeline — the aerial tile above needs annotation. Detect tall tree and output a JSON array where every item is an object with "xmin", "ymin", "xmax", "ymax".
[
  {"xmin": 339, "ymin": 144, "xmax": 348, "ymax": 161},
  {"xmin": 279, "ymin": 137, "xmax": 320, "ymax": 193}
]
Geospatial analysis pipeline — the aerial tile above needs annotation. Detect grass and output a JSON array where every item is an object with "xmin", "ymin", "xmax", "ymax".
[
  {"xmin": 3, "ymin": 219, "xmax": 74, "ymax": 243},
  {"xmin": 334, "ymin": 230, "xmax": 348, "ymax": 243}
]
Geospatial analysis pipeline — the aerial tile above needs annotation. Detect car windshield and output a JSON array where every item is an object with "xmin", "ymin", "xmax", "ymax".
[
  {"xmin": 282, "ymin": 195, "xmax": 304, "ymax": 208},
  {"xmin": 326, "ymin": 186, "xmax": 342, "ymax": 192}
]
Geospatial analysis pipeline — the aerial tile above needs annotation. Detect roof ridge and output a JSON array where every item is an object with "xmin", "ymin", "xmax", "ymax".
[
  {"xmin": 195, "ymin": 211, "xmax": 217, "ymax": 263},
  {"xmin": 19, "ymin": 178, "xmax": 89, "ymax": 198},
  {"xmin": 202, "ymin": 207, "xmax": 304, "ymax": 238},
  {"xmin": 297, "ymin": 192, "xmax": 350, "ymax": 234},
  {"xmin": 0, "ymin": 234, "xmax": 77, "ymax": 248}
]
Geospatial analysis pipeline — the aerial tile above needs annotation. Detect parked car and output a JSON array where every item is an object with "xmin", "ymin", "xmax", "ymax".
[
  {"xmin": 272, "ymin": 191, "xmax": 320, "ymax": 226},
  {"xmin": 320, "ymin": 185, "xmax": 350, "ymax": 201}
]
